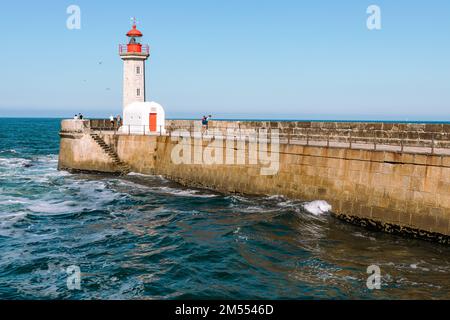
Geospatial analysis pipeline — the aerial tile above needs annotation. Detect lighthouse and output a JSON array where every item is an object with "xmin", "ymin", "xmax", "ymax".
[
  {"xmin": 119, "ymin": 22, "xmax": 148, "ymax": 108},
  {"xmin": 119, "ymin": 20, "xmax": 165, "ymax": 134}
]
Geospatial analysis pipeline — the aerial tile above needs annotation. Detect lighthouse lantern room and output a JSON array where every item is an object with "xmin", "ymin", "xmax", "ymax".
[{"xmin": 119, "ymin": 19, "xmax": 165, "ymax": 135}]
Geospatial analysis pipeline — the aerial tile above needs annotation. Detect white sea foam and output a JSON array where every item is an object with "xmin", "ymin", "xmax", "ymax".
[
  {"xmin": 303, "ymin": 200, "xmax": 332, "ymax": 216},
  {"xmin": 228, "ymin": 195, "xmax": 252, "ymax": 204},
  {"xmin": 0, "ymin": 149, "xmax": 18, "ymax": 154},
  {"xmin": 0, "ymin": 212, "xmax": 28, "ymax": 237},
  {"xmin": 21, "ymin": 178, "xmax": 121, "ymax": 215},
  {"xmin": 276, "ymin": 199, "xmax": 301, "ymax": 208},
  {"xmin": 0, "ymin": 212, "xmax": 27, "ymax": 220},
  {"xmin": 127, "ymin": 172, "xmax": 154, "ymax": 178},
  {"xmin": 155, "ymin": 175, "xmax": 170, "ymax": 182},
  {"xmin": 240, "ymin": 206, "xmax": 267, "ymax": 213},
  {"xmin": 127, "ymin": 173, "xmax": 170, "ymax": 185},
  {"xmin": 352, "ymin": 232, "xmax": 376, "ymax": 241},
  {"xmin": 118, "ymin": 179, "xmax": 217, "ymax": 198},
  {"xmin": 0, "ymin": 157, "xmax": 32, "ymax": 168},
  {"xmin": 409, "ymin": 262, "xmax": 431, "ymax": 272},
  {"xmin": 28, "ymin": 200, "xmax": 78, "ymax": 214},
  {"xmin": 154, "ymin": 186, "xmax": 217, "ymax": 198},
  {"xmin": 266, "ymin": 195, "xmax": 285, "ymax": 201},
  {"xmin": 0, "ymin": 199, "xmax": 29, "ymax": 205},
  {"xmin": 269, "ymin": 196, "xmax": 303, "ymax": 209}
]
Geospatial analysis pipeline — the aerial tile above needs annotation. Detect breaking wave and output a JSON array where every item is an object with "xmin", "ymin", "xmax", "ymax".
[{"xmin": 303, "ymin": 200, "xmax": 332, "ymax": 216}]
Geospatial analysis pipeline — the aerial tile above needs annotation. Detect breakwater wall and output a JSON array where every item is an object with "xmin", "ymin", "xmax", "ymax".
[{"xmin": 59, "ymin": 119, "xmax": 450, "ymax": 243}]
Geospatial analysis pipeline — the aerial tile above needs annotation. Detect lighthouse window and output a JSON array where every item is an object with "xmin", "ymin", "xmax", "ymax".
[
  {"xmin": 136, "ymin": 66, "xmax": 141, "ymax": 75},
  {"xmin": 137, "ymin": 88, "xmax": 141, "ymax": 97}
]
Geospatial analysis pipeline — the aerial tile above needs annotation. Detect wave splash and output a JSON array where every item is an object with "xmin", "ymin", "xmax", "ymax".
[{"xmin": 303, "ymin": 200, "xmax": 332, "ymax": 216}]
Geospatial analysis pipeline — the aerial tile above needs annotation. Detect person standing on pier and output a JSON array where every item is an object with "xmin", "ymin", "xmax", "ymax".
[{"xmin": 201, "ymin": 115, "xmax": 212, "ymax": 133}]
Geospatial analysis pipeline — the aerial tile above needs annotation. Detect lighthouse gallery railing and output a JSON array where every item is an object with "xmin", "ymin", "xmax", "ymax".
[{"xmin": 119, "ymin": 44, "xmax": 150, "ymax": 55}]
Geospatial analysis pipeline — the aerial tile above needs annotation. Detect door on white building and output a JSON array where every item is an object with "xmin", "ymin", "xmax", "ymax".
[{"xmin": 149, "ymin": 113, "xmax": 157, "ymax": 132}]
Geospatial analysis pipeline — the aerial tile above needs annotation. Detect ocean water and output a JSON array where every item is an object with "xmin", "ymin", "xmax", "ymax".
[{"xmin": 0, "ymin": 118, "xmax": 449, "ymax": 300}]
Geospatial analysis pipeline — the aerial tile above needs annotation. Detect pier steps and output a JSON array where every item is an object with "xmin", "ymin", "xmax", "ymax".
[{"xmin": 90, "ymin": 133, "xmax": 131, "ymax": 175}]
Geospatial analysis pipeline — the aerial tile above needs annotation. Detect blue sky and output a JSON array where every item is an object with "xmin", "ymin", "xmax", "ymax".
[{"xmin": 0, "ymin": 0, "xmax": 449, "ymax": 120}]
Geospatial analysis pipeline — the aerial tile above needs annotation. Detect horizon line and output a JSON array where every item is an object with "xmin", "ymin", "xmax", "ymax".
[{"xmin": 1, "ymin": 116, "xmax": 450, "ymax": 124}]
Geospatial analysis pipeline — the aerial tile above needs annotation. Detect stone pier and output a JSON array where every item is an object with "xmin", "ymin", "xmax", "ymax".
[{"xmin": 58, "ymin": 119, "xmax": 450, "ymax": 243}]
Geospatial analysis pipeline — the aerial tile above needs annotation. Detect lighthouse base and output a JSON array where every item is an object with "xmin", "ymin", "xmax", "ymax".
[{"xmin": 121, "ymin": 101, "xmax": 166, "ymax": 135}]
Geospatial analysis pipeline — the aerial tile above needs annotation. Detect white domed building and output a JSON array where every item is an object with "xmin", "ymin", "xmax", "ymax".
[{"xmin": 121, "ymin": 101, "xmax": 166, "ymax": 135}]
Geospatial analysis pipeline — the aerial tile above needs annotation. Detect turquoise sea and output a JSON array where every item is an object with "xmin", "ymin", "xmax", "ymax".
[{"xmin": 0, "ymin": 118, "xmax": 449, "ymax": 300}]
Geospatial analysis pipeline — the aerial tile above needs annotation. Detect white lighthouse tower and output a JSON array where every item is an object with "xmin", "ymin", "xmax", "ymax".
[{"xmin": 119, "ymin": 20, "xmax": 165, "ymax": 134}]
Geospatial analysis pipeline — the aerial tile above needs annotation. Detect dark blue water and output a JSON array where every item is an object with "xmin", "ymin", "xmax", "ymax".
[{"xmin": 1, "ymin": 118, "xmax": 450, "ymax": 300}]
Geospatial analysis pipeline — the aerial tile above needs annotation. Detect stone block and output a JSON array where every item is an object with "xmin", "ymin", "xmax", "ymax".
[
  {"xmin": 409, "ymin": 177, "xmax": 425, "ymax": 191},
  {"xmin": 437, "ymin": 181, "xmax": 450, "ymax": 194},
  {"xmin": 437, "ymin": 193, "xmax": 450, "ymax": 209},
  {"xmin": 372, "ymin": 206, "xmax": 386, "ymax": 220},
  {"xmin": 413, "ymin": 154, "xmax": 428, "ymax": 165},
  {"xmin": 433, "ymin": 214, "xmax": 449, "ymax": 235},
  {"xmin": 412, "ymin": 165, "xmax": 426, "ymax": 177},
  {"xmin": 399, "ymin": 153, "xmax": 415, "ymax": 164},
  {"xmin": 442, "ymin": 167, "xmax": 450, "ymax": 182},
  {"xmin": 425, "ymin": 124, "xmax": 443, "ymax": 133},
  {"xmin": 399, "ymin": 210, "xmax": 412, "ymax": 226},
  {"xmin": 411, "ymin": 211, "xmax": 436, "ymax": 233}
]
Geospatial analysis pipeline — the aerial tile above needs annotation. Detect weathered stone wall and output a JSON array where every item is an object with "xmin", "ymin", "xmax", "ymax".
[
  {"xmin": 151, "ymin": 136, "xmax": 450, "ymax": 240},
  {"xmin": 58, "ymin": 120, "xmax": 450, "ymax": 242},
  {"xmin": 58, "ymin": 133, "xmax": 117, "ymax": 173},
  {"xmin": 59, "ymin": 124, "xmax": 157, "ymax": 174},
  {"xmin": 106, "ymin": 134, "xmax": 157, "ymax": 174},
  {"xmin": 60, "ymin": 119, "xmax": 90, "ymax": 133},
  {"xmin": 166, "ymin": 120, "xmax": 450, "ymax": 148}
]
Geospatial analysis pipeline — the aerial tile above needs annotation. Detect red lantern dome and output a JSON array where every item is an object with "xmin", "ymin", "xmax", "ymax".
[
  {"xmin": 119, "ymin": 20, "xmax": 150, "ymax": 56},
  {"xmin": 126, "ymin": 25, "xmax": 143, "ymax": 38}
]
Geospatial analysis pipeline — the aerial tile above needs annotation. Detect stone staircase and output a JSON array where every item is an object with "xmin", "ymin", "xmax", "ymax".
[{"xmin": 90, "ymin": 133, "xmax": 131, "ymax": 175}]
